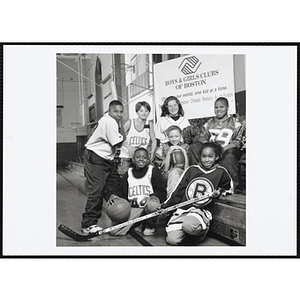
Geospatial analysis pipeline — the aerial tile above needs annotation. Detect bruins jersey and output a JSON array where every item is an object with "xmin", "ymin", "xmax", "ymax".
[{"xmin": 162, "ymin": 164, "xmax": 233, "ymax": 209}]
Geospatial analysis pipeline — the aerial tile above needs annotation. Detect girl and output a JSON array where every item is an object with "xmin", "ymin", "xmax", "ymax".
[
  {"xmin": 155, "ymin": 96, "xmax": 190, "ymax": 146},
  {"xmin": 160, "ymin": 142, "xmax": 234, "ymax": 245},
  {"xmin": 118, "ymin": 101, "xmax": 157, "ymax": 176}
]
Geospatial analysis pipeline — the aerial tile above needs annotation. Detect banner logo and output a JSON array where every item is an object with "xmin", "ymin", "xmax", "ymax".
[{"xmin": 178, "ymin": 56, "xmax": 202, "ymax": 75}]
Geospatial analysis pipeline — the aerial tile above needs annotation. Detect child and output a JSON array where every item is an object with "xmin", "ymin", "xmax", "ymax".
[
  {"xmin": 118, "ymin": 101, "xmax": 156, "ymax": 176},
  {"xmin": 155, "ymin": 96, "xmax": 191, "ymax": 162},
  {"xmin": 161, "ymin": 125, "xmax": 189, "ymax": 197},
  {"xmin": 81, "ymin": 100, "xmax": 125, "ymax": 234},
  {"xmin": 155, "ymin": 96, "xmax": 191, "ymax": 145},
  {"xmin": 189, "ymin": 97, "xmax": 245, "ymax": 190},
  {"xmin": 109, "ymin": 147, "xmax": 166, "ymax": 236},
  {"xmin": 160, "ymin": 142, "xmax": 234, "ymax": 246}
]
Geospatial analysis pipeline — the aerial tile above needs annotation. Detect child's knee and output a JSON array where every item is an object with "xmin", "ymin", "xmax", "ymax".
[
  {"xmin": 221, "ymin": 149, "xmax": 240, "ymax": 165},
  {"xmin": 182, "ymin": 215, "xmax": 207, "ymax": 236}
]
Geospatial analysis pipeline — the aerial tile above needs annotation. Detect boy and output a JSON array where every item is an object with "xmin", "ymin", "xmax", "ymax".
[
  {"xmin": 109, "ymin": 147, "xmax": 166, "ymax": 236},
  {"xmin": 161, "ymin": 125, "xmax": 189, "ymax": 197},
  {"xmin": 189, "ymin": 97, "xmax": 245, "ymax": 190},
  {"xmin": 81, "ymin": 100, "xmax": 125, "ymax": 234}
]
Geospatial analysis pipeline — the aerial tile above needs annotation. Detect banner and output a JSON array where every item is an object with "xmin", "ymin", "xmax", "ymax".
[{"xmin": 154, "ymin": 54, "xmax": 236, "ymax": 120}]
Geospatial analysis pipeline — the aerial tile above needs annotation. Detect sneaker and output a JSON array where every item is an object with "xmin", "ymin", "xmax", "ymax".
[
  {"xmin": 81, "ymin": 224, "xmax": 103, "ymax": 234},
  {"xmin": 143, "ymin": 226, "xmax": 156, "ymax": 236}
]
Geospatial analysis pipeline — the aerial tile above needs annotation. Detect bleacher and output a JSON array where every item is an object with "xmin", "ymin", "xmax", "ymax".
[{"xmin": 210, "ymin": 193, "xmax": 246, "ymax": 245}]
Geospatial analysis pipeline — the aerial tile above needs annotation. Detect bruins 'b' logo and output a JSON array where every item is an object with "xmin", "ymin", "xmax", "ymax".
[{"xmin": 186, "ymin": 177, "xmax": 214, "ymax": 200}]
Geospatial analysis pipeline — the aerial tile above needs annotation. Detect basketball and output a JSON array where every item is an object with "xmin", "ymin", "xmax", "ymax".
[
  {"xmin": 107, "ymin": 198, "xmax": 131, "ymax": 223},
  {"xmin": 170, "ymin": 149, "xmax": 185, "ymax": 169}
]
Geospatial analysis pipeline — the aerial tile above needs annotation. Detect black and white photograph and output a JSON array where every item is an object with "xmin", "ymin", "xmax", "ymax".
[
  {"xmin": 56, "ymin": 52, "xmax": 246, "ymax": 248},
  {"xmin": 3, "ymin": 44, "xmax": 297, "ymax": 257}
]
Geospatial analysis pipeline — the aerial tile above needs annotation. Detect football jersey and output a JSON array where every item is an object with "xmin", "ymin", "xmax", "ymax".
[
  {"xmin": 127, "ymin": 165, "xmax": 154, "ymax": 207},
  {"xmin": 201, "ymin": 116, "xmax": 243, "ymax": 148},
  {"xmin": 162, "ymin": 164, "xmax": 233, "ymax": 209},
  {"xmin": 155, "ymin": 115, "xmax": 190, "ymax": 144}
]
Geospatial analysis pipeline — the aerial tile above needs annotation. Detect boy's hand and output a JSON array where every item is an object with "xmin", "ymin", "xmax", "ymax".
[
  {"xmin": 159, "ymin": 208, "xmax": 170, "ymax": 218},
  {"xmin": 139, "ymin": 196, "xmax": 150, "ymax": 208},
  {"xmin": 107, "ymin": 194, "xmax": 121, "ymax": 207},
  {"xmin": 170, "ymin": 145, "xmax": 181, "ymax": 151}
]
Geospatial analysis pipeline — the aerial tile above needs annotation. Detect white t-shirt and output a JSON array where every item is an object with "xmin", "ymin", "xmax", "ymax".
[
  {"xmin": 155, "ymin": 115, "xmax": 190, "ymax": 144},
  {"xmin": 85, "ymin": 113, "xmax": 123, "ymax": 160}
]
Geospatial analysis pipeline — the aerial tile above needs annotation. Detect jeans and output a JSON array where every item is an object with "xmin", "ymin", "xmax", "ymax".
[
  {"xmin": 219, "ymin": 148, "xmax": 242, "ymax": 189},
  {"xmin": 167, "ymin": 167, "xmax": 184, "ymax": 197},
  {"xmin": 81, "ymin": 149, "xmax": 121, "ymax": 228}
]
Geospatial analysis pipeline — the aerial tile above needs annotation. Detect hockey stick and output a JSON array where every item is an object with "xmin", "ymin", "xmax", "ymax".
[{"xmin": 58, "ymin": 192, "xmax": 213, "ymax": 242}]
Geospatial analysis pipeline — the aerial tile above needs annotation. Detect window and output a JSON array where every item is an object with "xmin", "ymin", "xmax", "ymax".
[
  {"xmin": 130, "ymin": 55, "xmax": 147, "ymax": 82},
  {"xmin": 168, "ymin": 54, "xmax": 181, "ymax": 60},
  {"xmin": 152, "ymin": 54, "xmax": 162, "ymax": 64},
  {"xmin": 89, "ymin": 104, "xmax": 96, "ymax": 123}
]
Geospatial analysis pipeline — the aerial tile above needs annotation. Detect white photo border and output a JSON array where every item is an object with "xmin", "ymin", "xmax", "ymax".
[{"xmin": 2, "ymin": 43, "xmax": 298, "ymax": 257}]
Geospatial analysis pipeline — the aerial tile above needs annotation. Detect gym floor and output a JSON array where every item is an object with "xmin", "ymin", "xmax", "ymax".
[{"xmin": 56, "ymin": 167, "xmax": 233, "ymax": 247}]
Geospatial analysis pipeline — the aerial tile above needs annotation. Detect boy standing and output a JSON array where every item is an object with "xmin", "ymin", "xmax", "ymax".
[
  {"xmin": 81, "ymin": 100, "xmax": 125, "ymax": 234},
  {"xmin": 189, "ymin": 97, "xmax": 245, "ymax": 190}
]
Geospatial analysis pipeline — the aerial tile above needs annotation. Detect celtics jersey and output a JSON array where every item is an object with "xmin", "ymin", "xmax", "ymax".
[
  {"xmin": 127, "ymin": 165, "xmax": 154, "ymax": 207},
  {"xmin": 120, "ymin": 119, "xmax": 150, "ymax": 158}
]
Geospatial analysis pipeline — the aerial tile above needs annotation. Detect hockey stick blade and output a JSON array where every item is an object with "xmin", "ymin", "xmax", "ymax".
[
  {"xmin": 58, "ymin": 224, "xmax": 100, "ymax": 242},
  {"xmin": 58, "ymin": 192, "xmax": 213, "ymax": 241}
]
